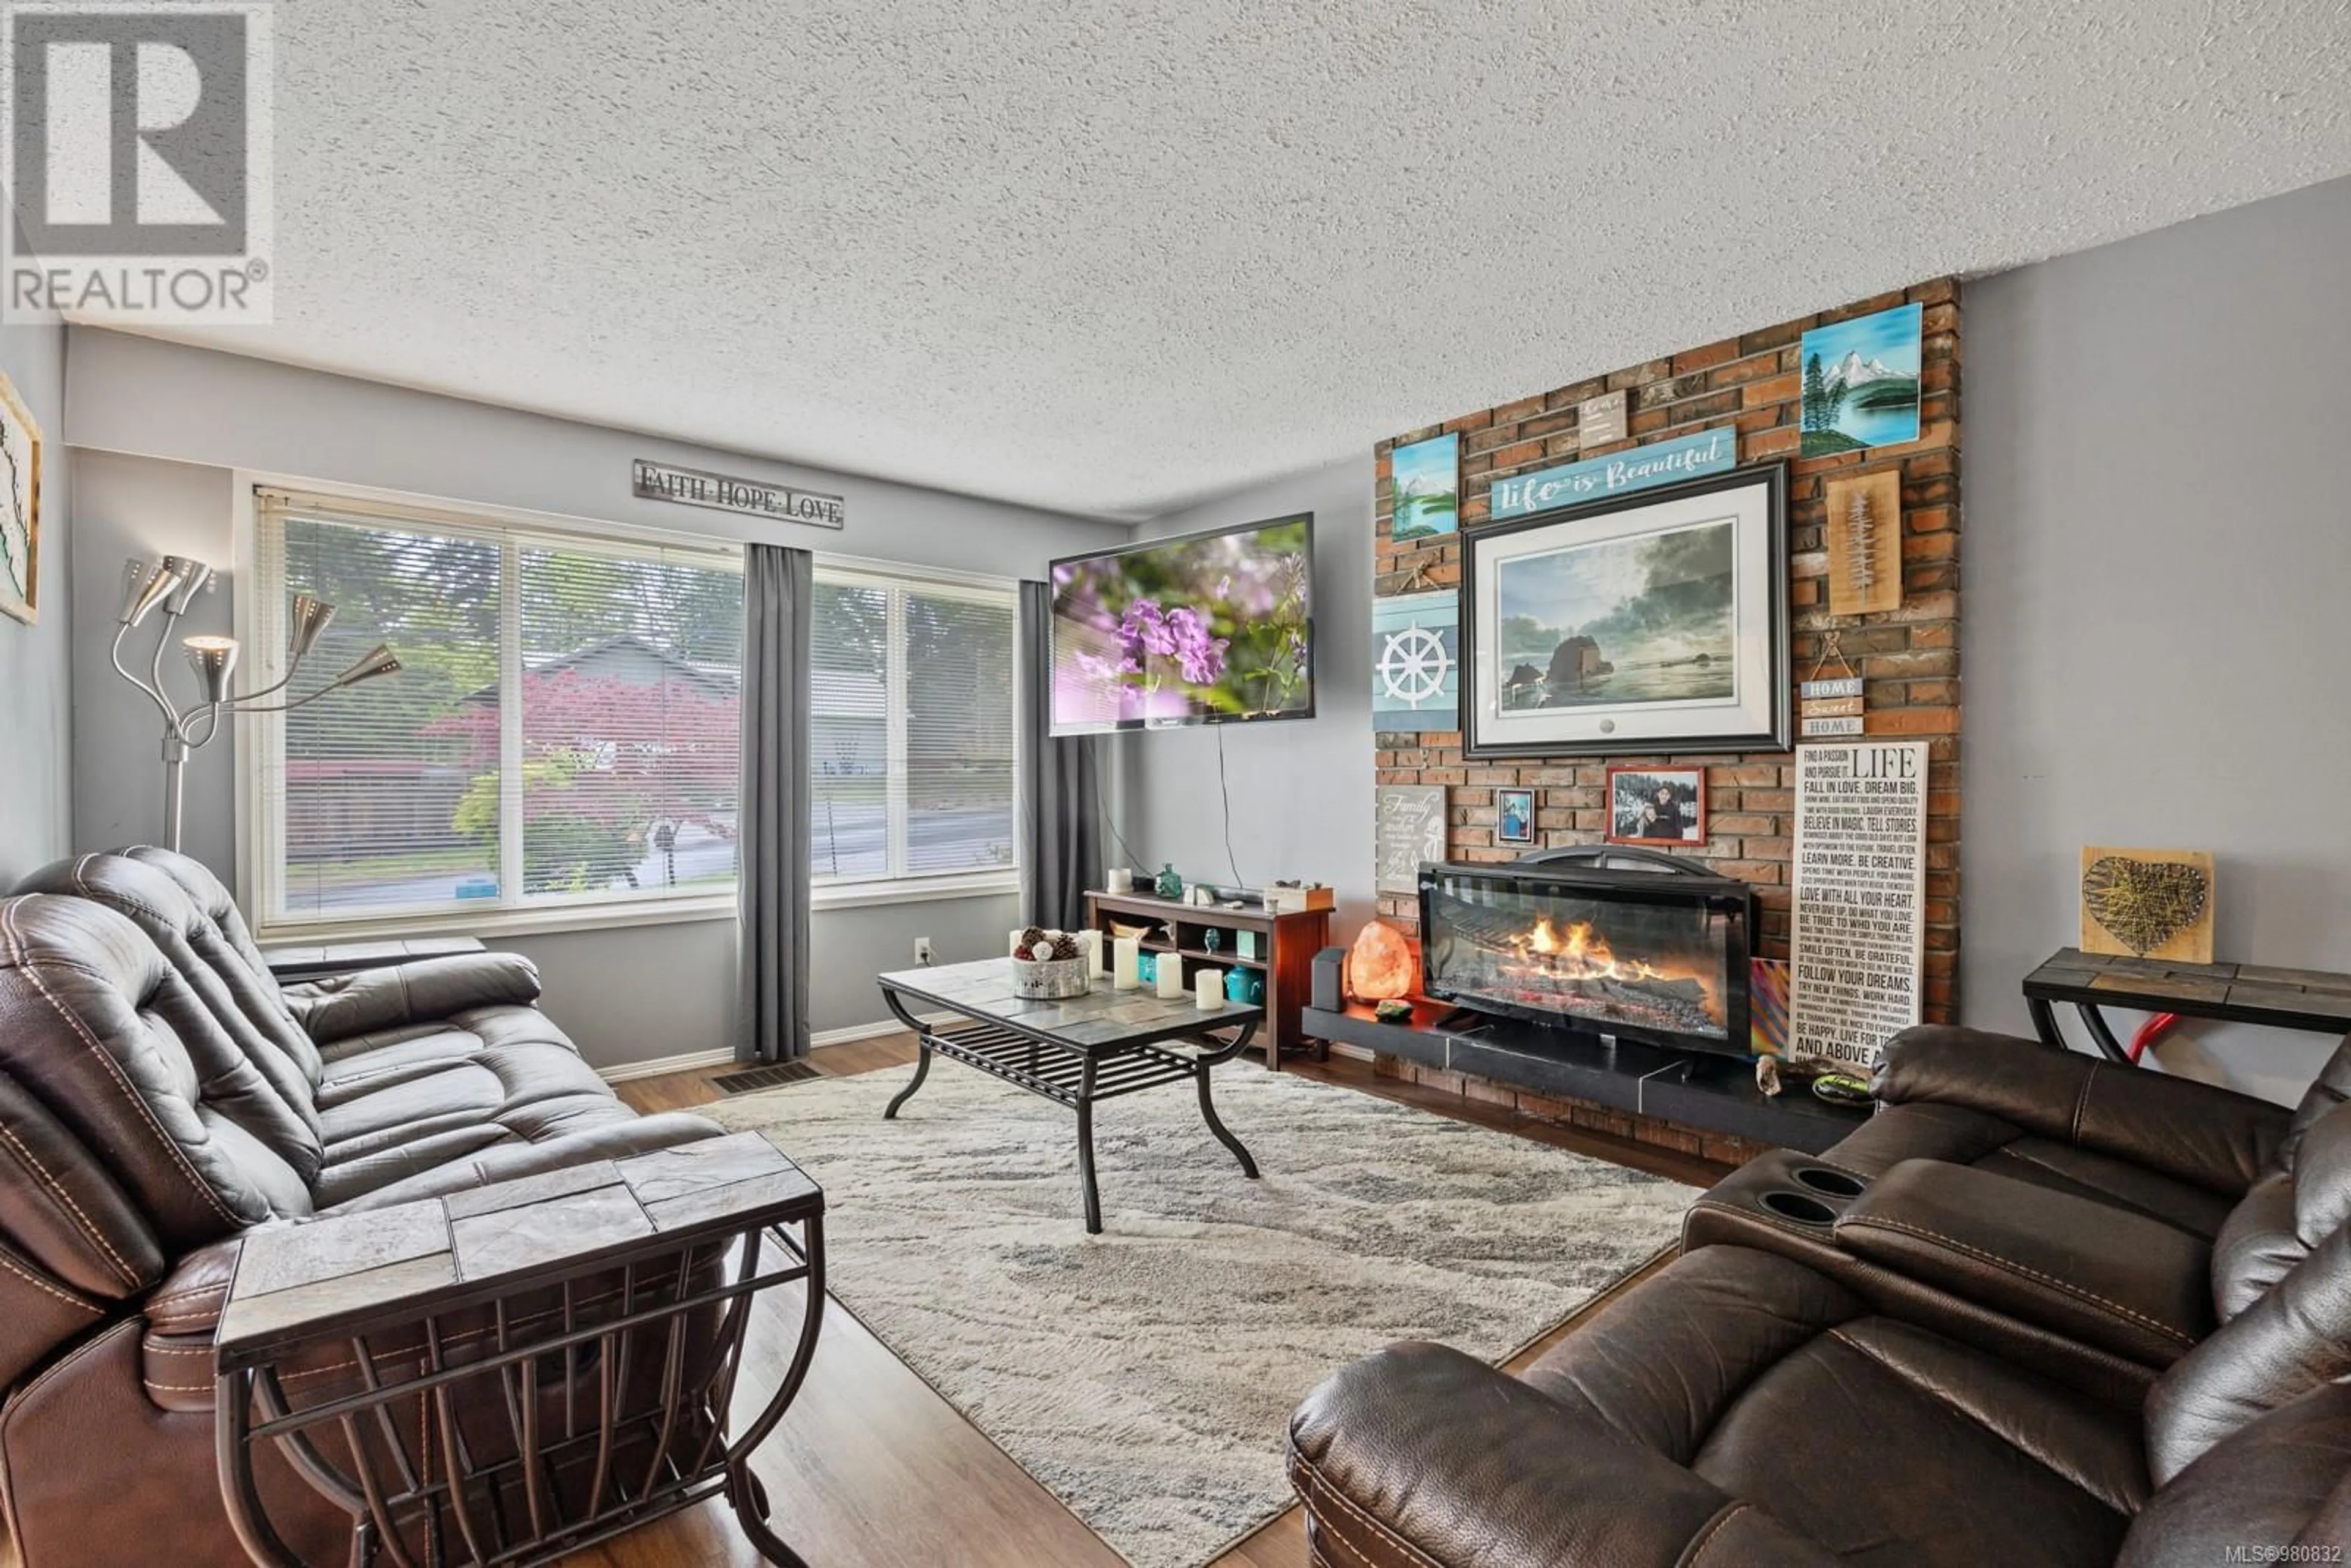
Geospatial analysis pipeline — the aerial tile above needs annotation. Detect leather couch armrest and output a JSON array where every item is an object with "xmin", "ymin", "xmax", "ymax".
[
  {"xmin": 1289, "ymin": 1341, "xmax": 1840, "ymax": 1567},
  {"xmin": 138, "ymin": 1236, "xmax": 244, "ymax": 1414},
  {"xmin": 1835, "ymin": 1158, "xmax": 2213, "ymax": 1368},
  {"xmin": 1875, "ymin": 1026, "xmax": 2291, "ymax": 1196},
  {"xmin": 285, "ymin": 952, "xmax": 544, "ymax": 1045},
  {"xmin": 141, "ymin": 1235, "xmax": 242, "ymax": 1338}
]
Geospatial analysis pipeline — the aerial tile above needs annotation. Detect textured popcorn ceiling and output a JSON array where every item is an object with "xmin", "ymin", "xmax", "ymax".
[{"xmin": 139, "ymin": 1, "xmax": 2351, "ymax": 519}]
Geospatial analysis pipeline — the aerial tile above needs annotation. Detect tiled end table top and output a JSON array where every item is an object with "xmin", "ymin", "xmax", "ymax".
[{"xmin": 217, "ymin": 1130, "xmax": 819, "ymax": 1368}]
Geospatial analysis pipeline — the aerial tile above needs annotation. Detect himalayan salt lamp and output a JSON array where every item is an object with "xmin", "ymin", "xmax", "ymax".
[{"xmin": 1346, "ymin": 920, "xmax": 1417, "ymax": 1003}]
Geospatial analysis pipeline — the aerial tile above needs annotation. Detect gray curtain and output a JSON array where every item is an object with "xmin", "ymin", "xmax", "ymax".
[
  {"xmin": 738, "ymin": 544, "xmax": 812, "ymax": 1062},
  {"xmin": 1017, "ymin": 580, "xmax": 1103, "ymax": 929}
]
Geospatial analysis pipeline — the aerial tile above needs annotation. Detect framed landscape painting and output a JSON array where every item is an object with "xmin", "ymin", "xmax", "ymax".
[
  {"xmin": 0, "ymin": 371, "xmax": 38, "ymax": 626},
  {"xmin": 1463, "ymin": 465, "xmax": 1789, "ymax": 759},
  {"xmin": 1799, "ymin": 302, "xmax": 1922, "ymax": 457},
  {"xmin": 1388, "ymin": 433, "xmax": 1458, "ymax": 539}
]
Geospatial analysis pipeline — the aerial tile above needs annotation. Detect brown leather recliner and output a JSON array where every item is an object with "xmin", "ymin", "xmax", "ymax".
[
  {"xmin": 1290, "ymin": 1234, "xmax": 2351, "ymax": 1567},
  {"xmin": 1288, "ymin": 1050, "xmax": 2351, "ymax": 1566},
  {"xmin": 1671, "ymin": 1040, "xmax": 2351, "ymax": 1402},
  {"xmin": 1824, "ymin": 1024, "xmax": 2308, "ymax": 1237},
  {"xmin": 0, "ymin": 849, "xmax": 730, "ymax": 1567}
]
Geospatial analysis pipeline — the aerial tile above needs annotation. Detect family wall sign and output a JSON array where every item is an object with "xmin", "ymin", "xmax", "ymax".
[{"xmin": 1487, "ymin": 427, "xmax": 1736, "ymax": 520}]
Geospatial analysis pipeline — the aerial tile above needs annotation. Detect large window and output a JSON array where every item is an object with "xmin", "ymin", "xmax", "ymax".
[
  {"xmin": 250, "ymin": 489, "xmax": 743, "ymax": 929},
  {"xmin": 811, "ymin": 565, "xmax": 1017, "ymax": 891}
]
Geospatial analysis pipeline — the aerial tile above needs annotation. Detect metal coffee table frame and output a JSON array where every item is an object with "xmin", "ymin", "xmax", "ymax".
[
  {"xmin": 214, "ymin": 1135, "xmax": 825, "ymax": 1567},
  {"xmin": 877, "ymin": 972, "xmax": 1262, "ymax": 1234}
]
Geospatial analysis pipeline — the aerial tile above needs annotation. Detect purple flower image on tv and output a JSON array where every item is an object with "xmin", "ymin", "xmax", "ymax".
[{"xmin": 1049, "ymin": 516, "xmax": 1313, "ymax": 733}]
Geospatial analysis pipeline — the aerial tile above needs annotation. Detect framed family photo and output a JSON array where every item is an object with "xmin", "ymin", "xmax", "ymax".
[
  {"xmin": 1605, "ymin": 766, "xmax": 1708, "ymax": 846},
  {"xmin": 1496, "ymin": 786, "xmax": 1535, "ymax": 845},
  {"xmin": 1463, "ymin": 464, "xmax": 1789, "ymax": 758}
]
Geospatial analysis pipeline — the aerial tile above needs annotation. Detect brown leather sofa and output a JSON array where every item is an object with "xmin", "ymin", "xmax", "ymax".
[
  {"xmin": 1818, "ymin": 1024, "xmax": 2303, "ymax": 1237},
  {"xmin": 0, "ymin": 848, "xmax": 729, "ymax": 1566},
  {"xmin": 1289, "ymin": 1027, "xmax": 2351, "ymax": 1566}
]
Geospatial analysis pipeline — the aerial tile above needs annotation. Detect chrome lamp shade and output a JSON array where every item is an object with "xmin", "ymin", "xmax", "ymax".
[
  {"xmin": 182, "ymin": 636, "xmax": 240, "ymax": 706},
  {"xmin": 110, "ymin": 552, "xmax": 399, "ymax": 855}
]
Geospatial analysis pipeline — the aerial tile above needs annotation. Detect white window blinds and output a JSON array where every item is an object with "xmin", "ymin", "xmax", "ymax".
[
  {"xmin": 252, "ymin": 489, "xmax": 744, "ymax": 926},
  {"xmin": 809, "ymin": 565, "xmax": 1016, "ymax": 886}
]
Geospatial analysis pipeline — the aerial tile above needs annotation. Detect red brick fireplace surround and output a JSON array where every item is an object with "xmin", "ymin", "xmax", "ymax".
[{"xmin": 1368, "ymin": 280, "xmax": 1961, "ymax": 1161}]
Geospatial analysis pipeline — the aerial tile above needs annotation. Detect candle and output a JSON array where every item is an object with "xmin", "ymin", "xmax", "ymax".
[
  {"xmin": 1156, "ymin": 954, "xmax": 1187, "ymax": 1000},
  {"xmin": 1009, "ymin": 928, "xmax": 1027, "ymax": 958},
  {"xmin": 1107, "ymin": 868, "xmax": 1134, "ymax": 893},
  {"xmin": 1112, "ymin": 936, "xmax": 1141, "ymax": 991},
  {"xmin": 1194, "ymin": 968, "xmax": 1224, "ymax": 1010},
  {"xmin": 1082, "ymin": 929, "xmax": 1104, "ymax": 978}
]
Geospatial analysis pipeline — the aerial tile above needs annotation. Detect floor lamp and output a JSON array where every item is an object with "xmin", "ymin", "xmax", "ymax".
[{"xmin": 110, "ymin": 554, "xmax": 401, "ymax": 855}]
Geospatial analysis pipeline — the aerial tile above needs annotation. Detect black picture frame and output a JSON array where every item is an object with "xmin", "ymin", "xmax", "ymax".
[
  {"xmin": 1462, "ymin": 463, "xmax": 1790, "ymax": 759},
  {"xmin": 1496, "ymin": 786, "xmax": 1535, "ymax": 845}
]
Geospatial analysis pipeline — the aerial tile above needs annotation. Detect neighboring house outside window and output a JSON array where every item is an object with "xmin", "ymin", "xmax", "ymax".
[{"xmin": 248, "ymin": 487, "xmax": 743, "ymax": 934}]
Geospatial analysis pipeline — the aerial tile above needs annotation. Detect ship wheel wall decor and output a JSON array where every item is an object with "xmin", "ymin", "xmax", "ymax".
[{"xmin": 1371, "ymin": 589, "xmax": 1458, "ymax": 731}]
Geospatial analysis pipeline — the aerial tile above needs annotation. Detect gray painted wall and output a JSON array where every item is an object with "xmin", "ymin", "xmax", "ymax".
[
  {"xmin": 64, "ymin": 331, "xmax": 1126, "ymax": 1067},
  {"xmin": 1119, "ymin": 458, "xmax": 1376, "ymax": 945},
  {"xmin": 0, "ymin": 298, "xmax": 70, "ymax": 886},
  {"xmin": 1965, "ymin": 173, "xmax": 2351, "ymax": 1105}
]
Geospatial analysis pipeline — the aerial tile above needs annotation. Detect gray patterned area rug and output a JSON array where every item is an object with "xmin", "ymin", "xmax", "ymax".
[{"xmin": 710, "ymin": 1062, "xmax": 1692, "ymax": 1568}]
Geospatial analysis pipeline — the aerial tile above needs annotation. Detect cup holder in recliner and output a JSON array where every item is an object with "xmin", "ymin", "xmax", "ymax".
[
  {"xmin": 1793, "ymin": 1166, "xmax": 1865, "ymax": 1199},
  {"xmin": 1759, "ymin": 1191, "xmax": 1838, "ymax": 1225}
]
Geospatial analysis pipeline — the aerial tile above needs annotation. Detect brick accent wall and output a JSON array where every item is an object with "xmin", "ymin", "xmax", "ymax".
[{"xmin": 1367, "ymin": 281, "xmax": 1961, "ymax": 1155}]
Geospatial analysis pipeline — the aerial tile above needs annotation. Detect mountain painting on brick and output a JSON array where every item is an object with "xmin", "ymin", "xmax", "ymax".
[{"xmin": 1798, "ymin": 302, "xmax": 1922, "ymax": 456}]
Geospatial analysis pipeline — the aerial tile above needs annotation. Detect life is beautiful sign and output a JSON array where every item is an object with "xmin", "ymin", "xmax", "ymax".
[
  {"xmin": 632, "ymin": 460, "xmax": 845, "ymax": 529},
  {"xmin": 1487, "ymin": 427, "xmax": 1736, "ymax": 520}
]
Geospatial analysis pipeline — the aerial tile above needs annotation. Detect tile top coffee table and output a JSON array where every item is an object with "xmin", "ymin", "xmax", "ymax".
[
  {"xmin": 875, "ymin": 958, "xmax": 1265, "ymax": 1233},
  {"xmin": 2023, "ymin": 947, "xmax": 2351, "ymax": 1064}
]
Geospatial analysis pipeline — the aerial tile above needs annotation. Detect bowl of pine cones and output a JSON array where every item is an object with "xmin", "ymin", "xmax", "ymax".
[{"xmin": 1010, "ymin": 926, "xmax": 1092, "ymax": 999}]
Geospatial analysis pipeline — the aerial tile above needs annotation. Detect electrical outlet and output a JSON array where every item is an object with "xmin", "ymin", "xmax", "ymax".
[{"xmin": 914, "ymin": 936, "xmax": 934, "ymax": 966}]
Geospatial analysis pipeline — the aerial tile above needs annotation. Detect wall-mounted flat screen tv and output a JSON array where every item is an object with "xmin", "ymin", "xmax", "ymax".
[{"xmin": 1049, "ymin": 514, "xmax": 1314, "ymax": 735}]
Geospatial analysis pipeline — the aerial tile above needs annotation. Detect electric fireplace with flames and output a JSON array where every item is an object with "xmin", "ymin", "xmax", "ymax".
[{"xmin": 1419, "ymin": 853, "xmax": 1756, "ymax": 1059}]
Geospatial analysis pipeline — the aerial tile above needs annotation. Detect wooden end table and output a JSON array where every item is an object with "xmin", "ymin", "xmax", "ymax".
[
  {"xmin": 1082, "ymin": 890, "xmax": 1331, "ymax": 1068},
  {"xmin": 875, "ymin": 958, "xmax": 1263, "ymax": 1234},
  {"xmin": 214, "ymin": 1131, "xmax": 824, "ymax": 1567},
  {"xmin": 2023, "ymin": 947, "xmax": 2351, "ymax": 1065}
]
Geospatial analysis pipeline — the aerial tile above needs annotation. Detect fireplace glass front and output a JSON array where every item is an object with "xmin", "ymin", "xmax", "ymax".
[{"xmin": 1420, "ymin": 862, "xmax": 1752, "ymax": 1055}]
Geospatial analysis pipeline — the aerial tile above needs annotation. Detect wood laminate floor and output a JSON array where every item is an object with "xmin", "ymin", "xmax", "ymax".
[{"xmin": 561, "ymin": 1037, "xmax": 1719, "ymax": 1568}]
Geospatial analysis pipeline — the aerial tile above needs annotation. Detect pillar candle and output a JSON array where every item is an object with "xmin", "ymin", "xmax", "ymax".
[
  {"xmin": 1194, "ymin": 968, "xmax": 1224, "ymax": 1010},
  {"xmin": 1156, "ymin": 954, "xmax": 1187, "ymax": 1000},
  {"xmin": 1082, "ymin": 929, "xmax": 1104, "ymax": 978},
  {"xmin": 1112, "ymin": 936, "xmax": 1141, "ymax": 991},
  {"xmin": 1009, "ymin": 928, "xmax": 1027, "ymax": 958}
]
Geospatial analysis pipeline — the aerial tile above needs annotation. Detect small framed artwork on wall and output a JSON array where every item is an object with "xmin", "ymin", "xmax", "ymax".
[
  {"xmin": 0, "ymin": 370, "xmax": 40, "ymax": 626},
  {"xmin": 1389, "ymin": 433, "xmax": 1460, "ymax": 539},
  {"xmin": 1605, "ymin": 766, "xmax": 1708, "ymax": 847},
  {"xmin": 1496, "ymin": 786, "xmax": 1534, "ymax": 846}
]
